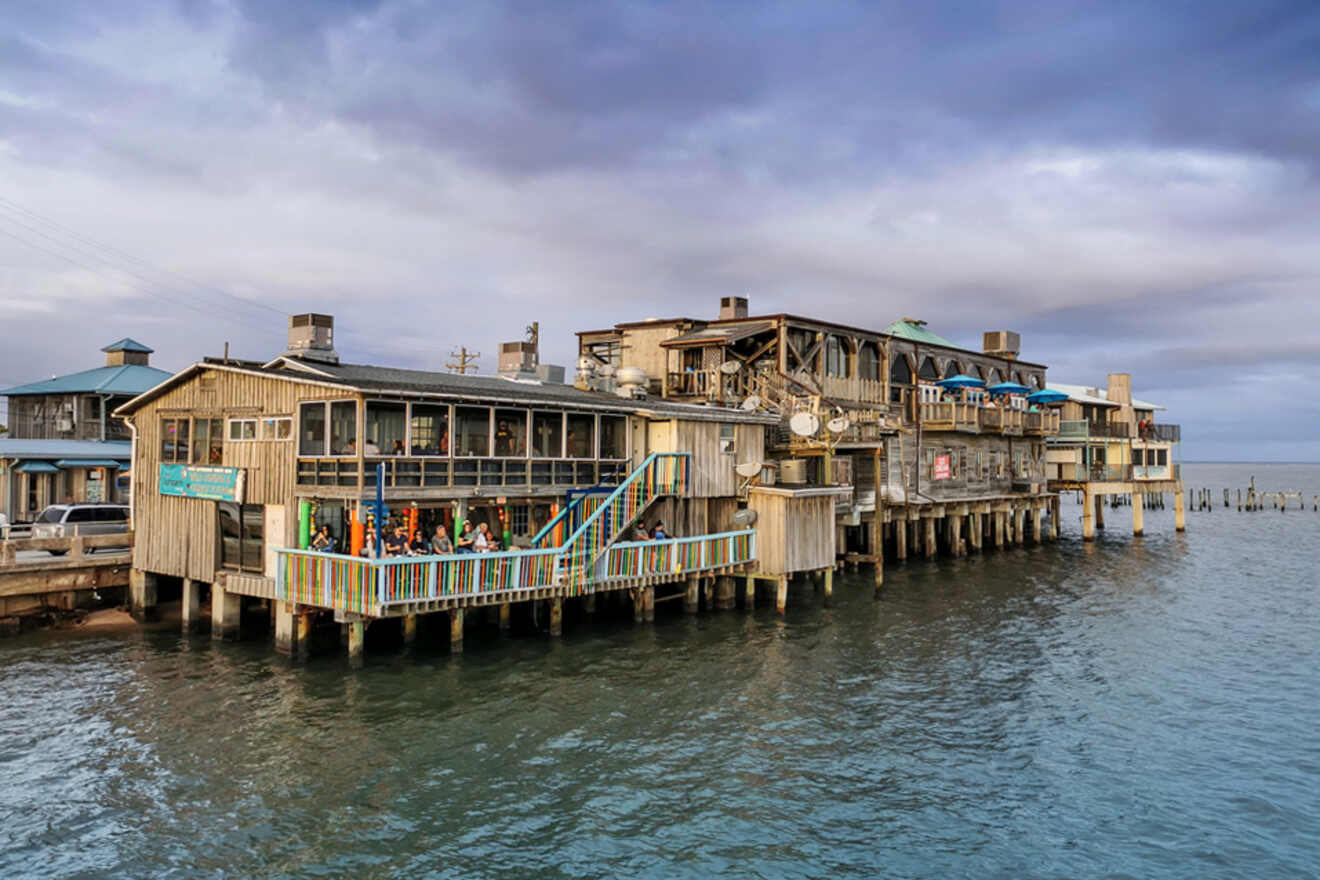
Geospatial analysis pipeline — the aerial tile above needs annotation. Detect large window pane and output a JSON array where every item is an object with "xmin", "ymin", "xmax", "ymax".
[
  {"xmin": 532, "ymin": 411, "xmax": 563, "ymax": 458},
  {"xmin": 493, "ymin": 409, "xmax": 528, "ymax": 457},
  {"xmin": 218, "ymin": 502, "xmax": 241, "ymax": 569},
  {"xmin": 455, "ymin": 407, "xmax": 490, "ymax": 456},
  {"xmin": 600, "ymin": 415, "xmax": 627, "ymax": 459},
  {"xmin": 330, "ymin": 401, "xmax": 357, "ymax": 455},
  {"xmin": 300, "ymin": 402, "xmax": 326, "ymax": 455},
  {"xmin": 366, "ymin": 401, "xmax": 407, "ymax": 455},
  {"xmin": 566, "ymin": 413, "xmax": 594, "ymax": 458},
  {"xmin": 192, "ymin": 419, "xmax": 210, "ymax": 464},
  {"xmin": 409, "ymin": 404, "xmax": 449, "ymax": 456},
  {"xmin": 858, "ymin": 342, "xmax": 880, "ymax": 382},
  {"xmin": 241, "ymin": 505, "xmax": 264, "ymax": 572}
]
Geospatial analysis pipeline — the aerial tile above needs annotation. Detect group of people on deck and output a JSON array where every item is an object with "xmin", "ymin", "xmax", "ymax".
[{"xmin": 631, "ymin": 521, "xmax": 669, "ymax": 542}]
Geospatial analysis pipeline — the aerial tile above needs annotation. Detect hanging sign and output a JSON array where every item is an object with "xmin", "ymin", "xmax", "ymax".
[
  {"xmin": 934, "ymin": 455, "xmax": 951, "ymax": 481},
  {"xmin": 159, "ymin": 464, "xmax": 246, "ymax": 502}
]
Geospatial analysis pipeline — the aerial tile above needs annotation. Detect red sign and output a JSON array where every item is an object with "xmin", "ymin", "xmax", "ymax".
[{"xmin": 934, "ymin": 455, "xmax": 951, "ymax": 481}]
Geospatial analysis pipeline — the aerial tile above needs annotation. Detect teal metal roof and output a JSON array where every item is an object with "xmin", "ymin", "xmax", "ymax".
[
  {"xmin": 55, "ymin": 458, "xmax": 123, "ymax": 468},
  {"xmin": 883, "ymin": 319, "xmax": 957, "ymax": 348},
  {"xmin": 0, "ymin": 439, "xmax": 132, "ymax": 460},
  {"xmin": 14, "ymin": 461, "xmax": 59, "ymax": 474},
  {"xmin": 101, "ymin": 338, "xmax": 154, "ymax": 353},
  {"xmin": 2, "ymin": 364, "xmax": 171, "ymax": 397}
]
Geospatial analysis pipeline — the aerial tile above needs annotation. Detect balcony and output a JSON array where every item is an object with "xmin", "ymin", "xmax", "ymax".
[
  {"xmin": 295, "ymin": 456, "xmax": 629, "ymax": 491},
  {"xmin": 1057, "ymin": 419, "xmax": 1133, "ymax": 442},
  {"xmin": 1138, "ymin": 423, "xmax": 1181, "ymax": 443},
  {"xmin": 820, "ymin": 375, "xmax": 887, "ymax": 406},
  {"xmin": 666, "ymin": 369, "xmax": 718, "ymax": 399},
  {"xmin": 919, "ymin": 401, "xmax": 981, "ymax": 433},
  {"xmin": 1024, "ymin": 410, "xmax": 1061, "ymax": 436}
]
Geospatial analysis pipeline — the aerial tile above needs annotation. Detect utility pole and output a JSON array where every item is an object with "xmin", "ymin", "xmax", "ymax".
[{"xmin": 446, "ymin": 347, "xmax": 481, "ymax": 374}]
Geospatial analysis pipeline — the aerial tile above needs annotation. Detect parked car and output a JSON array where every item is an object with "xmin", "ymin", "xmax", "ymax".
[{"xmin": 31, "ymin": 504, "xmax": 131, "ymax": 554}]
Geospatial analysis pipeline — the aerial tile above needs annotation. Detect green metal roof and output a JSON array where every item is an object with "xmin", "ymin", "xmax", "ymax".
[
  {"xmin": 101, "ymin": 338, "xmax": 154, "ymax": 353},
  {"xmin": 2, "ymin": 364, "xmax": 171, "ymax": 397},
  {"xmin": 883, "ymin": 319, "xmax": 957, "ymax": 348}
]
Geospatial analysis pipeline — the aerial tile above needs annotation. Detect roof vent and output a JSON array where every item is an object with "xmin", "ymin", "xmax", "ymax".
[
  {"xmin": 284, "ymin": 314, "xmax": 339, "ymax": 364},
  {"xmin": 103, "ymin": 338, "xmax": 153, "ymax": 367},
  {"xmin": 719, "ymin": 296, "xmax": 749, "ymax": 320},
  {"xmin": 983, "ymin": 330, "xmax": 1020, "ymax": 360}
]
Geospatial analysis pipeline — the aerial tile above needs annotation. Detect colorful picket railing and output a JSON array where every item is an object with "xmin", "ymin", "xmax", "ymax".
[
  {"xmin": 278, "ymin": 550, "xmax": 378, "ymax": 617},
  {"xmin": 530, "ymin": 493, "xmax": 608, "ymax": 549},
  {"xmin": 603, "ymin": 531, "xmax": 755, "ymax": 580}
]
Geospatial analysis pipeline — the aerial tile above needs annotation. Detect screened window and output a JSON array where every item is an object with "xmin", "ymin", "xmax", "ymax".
[
  {"xmin": 890, "ymin": 357, "xmax": 912, "ymax": 384},
  {"xmin": 227, "ymin": 419, "xmax": 257, "ymax": 441},
  {"xmin": 161, "ymin": 418, "xmax": 189, "ymax": 463},
  {"xmin": 600, "ymin": 415, "xmax": 627, "ymax": 459},
  {"xmin": 455, "ymin": 407, "xmax": 491, "ymax": 457},
  {"xmin": 858, "ymin": 342, "xmax": 881, "ymax": 382},
  {"xmin": 493, "ymin": 409, "xmax": 528, "ymax": 457},
  {"xmin": 299, "ymin": 402, "xmax": 326, "ymax": 455},
  {"xmin": 330, "ymin": 401, "xmax": 357, "ymax": 455},
  {"xmin": 566, "ymin": 413, "xmax": 594, "ymax": 458},
  {"xmin": 366, "ymin": 402, "xmax": 407, "ymax": 455},
  {"xmin": 260, "ymin": 417, "xmax": 292, "ymax": 441},
  {"xmin": 1156, "ymin": 449, "xmax": 1168, "ymax": 466},
  {"xmin": 409, "ymin": 404, "xmax": 449, "ymax": 455},
  {"xmin": 824, "ymin": 336, "xmax": 850, "ymax": 378},
  {"xmin": 918, "ymin": 357, "xmax": 939, "ymax": 381},
  {"xmin": 1133, "ymin": 449, "xmax": 1145, "ymax": 466},
  {"xmin": 532, "ymin": 411, "xmax": 563, "ymax": 458},
  {"xmin": 986, "ymin": 368, "xmax": 1002, "ymax": 385},
  {"xmin": 218, "ymin": 502, "xmax": 265, "ymax": 573},
  {"xmin": 944, "ymin": 360, "xmax": 962, "ymax": 379},
  {"xmin": 192, "ymin": 418, "xmax": 224, "ymax": 464}
]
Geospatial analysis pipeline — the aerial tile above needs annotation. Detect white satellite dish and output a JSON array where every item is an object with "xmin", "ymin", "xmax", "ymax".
[
  {"xmin": 789, "ymin": 411, "xmax": 820, "ymax": 437},
  {"xmin": 719, "ymin": 360, "xmax": 742, "ymax": 375},
  {"xmin": 732, "ymin": 508, "xmax": 758, "ymax": 526},
  {"xmin": 740, "ymin": 395, "xmax": 761, "ymax": 412},
  {"xmin": 827, "ymin": 416, "xmax": 851, "ymax": 434},
  {"xmin": 735, "ymin": 461, "xmax": 762, "ymax": 478},
  {"xmin": 599, "ymin": 362, "xmax": 617, "ymax": 377}
]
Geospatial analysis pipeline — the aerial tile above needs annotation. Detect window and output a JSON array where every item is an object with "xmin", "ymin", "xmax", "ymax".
[
  {"xmin": 918, "ymin": 357, "xmax": 940, "ymax": 381},
  {"xmin": 1133, "ymin": 448, "xmax": 1145, "ymax": 466},
  {"xmin": 974, "ymin": 451, "xmax": 984, "ymax": 481},
  {"xmin": 986, "ymin": 368, "xmax": 1002, "ymax": 385},
  {"xmin": 824, "ymin": 336, "xmax": 850, "ymax": 378},
  {"xmin": 682, "ymin": 348, "xmax": 702, "ymax": 371},
  {"xmin": 1156, "ymin": 449, "xmax": 1168, "ymax": 466},
  {"xmin": 260, "ymin": 417, "xmax": 292, "ymax": 441},
  {"xmin": 890, "ymin": 357, "xmax": 913, "ymax": 404},
  {"xmin": 944, "ymin": 360, "xmax": 962, "ymax": 379},
  {"xmin": 218, "ymin": 502, "xmax": 265, "ymax": 573},
  {"xmin": 192, "ymin": 418, "xmax": 223, "ymax": 464},
  {"xmin": 228, "ymin": 419, "xmax": 257, "ymax": 441},
  {"xmin": 299, "ymin": 402, "xmax": 326, "ymax": 455},
  {"xmin": 566, "ymin": 413, "xmax": 595, "ymax": 458},
  {"xmin": 493, "ymin": 409, "xmax": 528, "ymax": 457},
  {"xmin": 409, "ymin": 403, "xmax": 449, "ymax": 455},
  {"xmin": 924, "ymin": 447, "xmax": 935, "ymax": 480},
  {"xmin": 858, "ymin": 342, "xmax": 881, "ymax": 382},
  {"xmin": 532, "ymin": 411, "xmax": 563, "ymax": 458},
  {"xmin": 67, "ymin": 507, "xmax": 96, "ymax": 523},
  {"xmin": 161, "ymin": 418, "xmax": 189, "ymax": 463},
  {"xmin": 366, "ymin": 402, "xmax": 407, "ymax": 455},
  {"xmin": 948, "ymin": 449, "xmax": 960, "ymax": 479},
  {"xmin": 455, "ymin": 407, "xmax": 491, "ymax": 457},
  {"xmin": 1014, "ymin": 451, "xmax": 1025, "ymax": 479},
  {"xmin": 509, "ymin": 504, "xmax": 530, "ymax": 536},
  {"xmin": 719, "ymin": 423, "xmax": 736, "ymax": 455},
  {"xmin": 330, "ymin": 401, "xmax": 357, "ymax": 455},
  {"xmin": 600, "ymin": 415, "xmax": 628, "ymax": 459}
]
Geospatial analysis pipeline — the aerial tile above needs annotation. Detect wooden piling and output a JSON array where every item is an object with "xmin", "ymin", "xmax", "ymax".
[
  {"xmin": 743, "ymin": 574, "xmax": 755, "ymax": 609},
  {"xmin": 775, "ymin": 575, "xmax": 788, "ymax": 616},
  {"xmin": 642, "ymin": 586, "xmax": 655, "ymax": 622},
  {"xmin": 823, "ymin": 568, "xmax": 833, "ymax": 606},
  {"xmin": 1132, "ymin": 491, "xmax": 1144, "ymax": 537},
  {"xmin": 347, "ymin": 620, "xmax": 365, "ymax": 667},
  {"xmin": 684, "ymin": 578, "xmax": 699, "ymax": 613},
  {"xmin": 211, "ymin": 584, "xmax": 241, "ymax": 641},
  {"xmin": 181, "ymin": 578, "xmax": 201, "ymax": 634},
  {"xmin": 403, "ymin": 613, "xmax": 418, "ymax": 645},
  {"xmin": 924, "ymin": 517, "xmax": 937, "ymax": 559},
  {"xmin": 450, "ymin": 609, "xmax": 465, "ymax": 651},
  {"xmin": 1174, "ymin": 489, "xmax": 1185, "ymax": 532},
  {"xmin": 894, "ymin": 518, "xmax": 907, "ymax": 561},
  {"xmin": 548, "ymin": 599, "xmax": 562, "ymax": 637}
]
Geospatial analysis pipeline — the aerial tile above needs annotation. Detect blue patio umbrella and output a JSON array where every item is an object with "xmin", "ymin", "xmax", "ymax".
[
  {"xmin": 1026, "ymin": 389, "xmax": 1068, "ymax": 404},
  {"xmin": 987, "ymin": 381, "xmax": 1032, "ymax": 395},
  {"xmin": 935, "ymin": 374, "xmax": 986, "ymax": 390}
]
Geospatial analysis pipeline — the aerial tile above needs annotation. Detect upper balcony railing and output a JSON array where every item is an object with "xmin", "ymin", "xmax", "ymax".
[
  {"xmin": 1057, "ymin": 419, "xmax": 1134, "ymax": 442},
  {"xmin": 666, "ymin": 369, "xmax": 719, "ymax": 398},
  {"xmin": 1023, "ymin": 409, "xmax": 1061, "ymax": 436},
  {"xmin": 1138, "ymin": 423, "xmax": 1181, "ymax": 443},
  {"xmin": 919, "ymin": 401, "xmax": 982, "ymax": 433},
  {"xmin": 295, "ymin": 456, "xmax": 630, "ymax": 491},
  {"xmin": 820, "ymin": 375, "xmax": 886, "ymax": 406}
]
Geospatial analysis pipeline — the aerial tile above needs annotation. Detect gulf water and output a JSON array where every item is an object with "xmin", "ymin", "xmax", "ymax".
[{"xmin": 2, "ymin": 462, "xmax": 1317, "ymax": 878}]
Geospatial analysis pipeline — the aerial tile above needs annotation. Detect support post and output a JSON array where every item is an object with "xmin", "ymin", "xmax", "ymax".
[
  {"xmin": 548, "ymin": 598, "xmax": 562, "ymax": 637},
  {"xmin": 775, "ymin": 575, "xmax": 788, "ymax": 616},
  {"xmin": 950, "ymin": 515, "xmax": 963, "ymax": 557},
  {"xmin": 894, "ymin": 518, "xmax": 907, "ymax": 561},
  {"xmin": 633, "ymin": 589, "xmax": 645, "ymax": 622},
  {"xmin": 1095, "ymin": 494, "xmax": 1106, "ymax": 529},
  {"xmin": 822, "ymin": 568, "xmax": 833, "ymax": 606},
  {"xmin": 969, "ymin": 512, "xmax": 983, "ymax": 551},
  {"xmin": 181, "ymin": 578, "xmax": 201, "ymax": 634},
  {"xmin": 499, "ymin": 602, "xmax": 511, "ymax": 631},
  {"xmin": 872, "ymin": 515, "xmax": 885, "ymax": 590},
  {"xmin": 716, "ymin": 576, "xmax": 737, "ymax": 610},
  {"xmin": 347, "ymin": 620, "xmax": 365, "ymax": 666},
  {"xmin": 684, "ymin": 577, "xmax": 699, "ymax": 613},
  {"xmin": 1013, "ymin": 508, "xmax": 1025, "ymax": 545},
  {"xmin": 585, "ymin": 593, "xmax": 597, "ymax": 616},
  {"xmin": 995, "ymin": 511, "xmax": 1006, "ymax": 547},
  {"xmin": 129, "ymin": 569, "xmax": 157, "ymax": 622},
  {"xmin": 1031, "ymin": 508, "xmax": 1043, "ymax": 544},
  {"xmin": 403, "ymin": 613, "xmax": 418, "ymax": 645},
  {"xmin": 1050, "ymin": 496, "xmax": 1060, "ymax": 540},
  {"xmin": 211, "ymin": 584, "xmax": 241, "ymax": 640},
  {"xmin": 642, "ymin": 586, "xmax": 655, "ymax": 622},
  {"xmin": 1175, "ymin": 489, "xmax": 1185, "ymax": 532},
  {"xmin": 1082, "ymin": 488, "xmax": 1095, "ymax": 541},
  {"xmin": 450, "ymin": 608, "xmax": 465, "ymax": 651},
  {"xmin": 743, "ymin": 575, "xmax": 755, "ymax": 609},
  {"xmin": 924, "ymin": 517, "xmax": 936, "ymax": 559},
  {"xmin": 1132, "ymin": 491, "xmax": 1144, "ymax": 537},
  {"xmin": 275, "ymin": 602, "xmax": 297, "ymax": 656}
]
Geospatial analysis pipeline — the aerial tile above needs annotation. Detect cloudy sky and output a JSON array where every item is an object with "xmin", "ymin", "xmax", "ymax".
[{"xmin": 1, "ymin": 0, "xmax": 1318, "ymax": 460}]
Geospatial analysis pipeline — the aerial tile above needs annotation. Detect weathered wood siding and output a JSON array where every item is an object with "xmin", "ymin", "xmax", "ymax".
[
  {"xmin": 748, "ymin": 487, "xmax": 838, "ymax": 575},
  {"xmin": 128, "ymin": 368, "xmax": 355, "ymax": 582},
  {"xmin": 646, "ymin": 419, "xmax": 764, "ymax": 498}
]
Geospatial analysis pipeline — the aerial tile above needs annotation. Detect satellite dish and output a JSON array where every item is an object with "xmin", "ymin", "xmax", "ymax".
[
  {"xmin": 735, "ymin": 461, "xmax": 762, "ymax": 478},
  {"xmin": 740, "ymin": 395, "xmax": 761, "ymax": 412},
  {"xmin": 732, "ymin": 508, "xmax": 758, "ymax": 526},
  {"xmin": 599, "ymin": 363, "xmax": 617, "ymax": 377},
  {"xmin": 719, "ymin": 360, "xmax": 742, "ymax": 375},
  {"xmin": 827, "ymin": 416, "xmax": 851, "ymax": 434},
  {"xmin": 789, "ymin": 411, "xmax": 820, "ymax": 437}
]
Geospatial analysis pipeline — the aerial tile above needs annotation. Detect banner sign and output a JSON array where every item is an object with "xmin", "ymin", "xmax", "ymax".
[
  {"xmin": 159, "ymin": 464, "xmax": 245, "ymax": 502},
  {"xmin": 934, "ymin": 454, "xmax": 951, "ymax": 481}
]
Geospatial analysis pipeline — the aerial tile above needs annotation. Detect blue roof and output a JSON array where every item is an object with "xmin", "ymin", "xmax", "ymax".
[
  {"xmin": 15, "ymin": 461, "xmax": 59, "ymax": 474},
  {"xmin": 102, "ymin": 338, "xmax": 154, "ymax": 353},
  {"xmin": 2, "ymin": 364, "xmax": 171, "ymax": 397},
  {"xmin": 0, "ymin": 439, "xmax": 132, "ymax": 461}
]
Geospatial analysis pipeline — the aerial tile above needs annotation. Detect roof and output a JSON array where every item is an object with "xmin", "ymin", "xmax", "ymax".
[
  {"xmin": 659, "ymin": 321, "xmax": 775, "ymax": 348},
  {"xmin": 2, "ymin": 364, "xmax": 172, "ymax": 397},
  {"xmin": 883, "ymin": 319, "xmax": 957, "ymax": 347},
  {"xmin": 0, "ymin": 439, "xmax": 132, "ymax": 461},
  {"xmin": 1048, "ymin": 382, "xmax": 1165, "ymax": 411},
  {"xmin": 116, "ymin": 359, "xmax": 780, "ymax": 425},
  {"xmin": 101, "ymin": 338, "xmax": 153, "ymax": 353}
]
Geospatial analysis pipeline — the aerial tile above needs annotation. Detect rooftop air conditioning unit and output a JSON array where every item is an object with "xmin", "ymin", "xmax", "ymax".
[{"xmin": 56, "ymin": 418, "xmax": 74, "ymax": 432}]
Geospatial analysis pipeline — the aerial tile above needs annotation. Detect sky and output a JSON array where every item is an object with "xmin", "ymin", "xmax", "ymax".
[{"xmin": 1, "ymin": 0, "xmax": 1318, "ymax": 460}]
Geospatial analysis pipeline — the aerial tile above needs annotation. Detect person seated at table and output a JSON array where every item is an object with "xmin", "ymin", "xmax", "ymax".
[
  {"xmin": 311, "ymin": 524, "xmax": 335, "ymax": 553},
  {"xmin": 651, "ymin": 521, "xmax": 669, "ymax": 540},
  {"xmin": 431, "ymin": 525, "xmax": 453, "ymax": 555},
  {"xmin": 474, "ymin": 522, "xmax": 491, "ymax": 552},
  {"xmin": 455, "ymin": 522, "xmax": 476, "ymax": 554},
  {"xmin": 407, "ymin": 530, "xmax": 427, "ymax": 555},
  {"xmin": 391, "ymin": 439, "xmax": 406, "ymax": 456},
  {"xmin": 632, "ymin": 524, "xmax": 651, "ymax": 541},
  {"xmin": 383, "ymin": 525, "xmax": 408, "ymax": 556}
]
